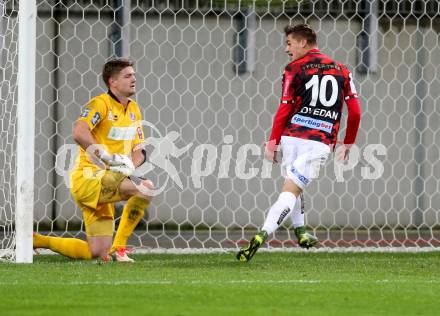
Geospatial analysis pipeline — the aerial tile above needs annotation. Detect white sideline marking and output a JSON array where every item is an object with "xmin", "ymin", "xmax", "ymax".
[
  {"xmin": 31, "ymin": 247, "xmax": 440, "ymax": 256},
  {"xmin": 0, "ymin": 280, "xmax": 320, "ymax": 286},
  {"xmin": 1, "ymin": 279, "xmax": 439, "ymax": 286},
  {"xmin": 134, "ymin": 247, "xmax": 440, "ymax": 254}
]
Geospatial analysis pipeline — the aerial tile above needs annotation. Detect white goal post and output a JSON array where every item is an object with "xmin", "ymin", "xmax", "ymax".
[
  {"xmin": 1, "ymin": 1, "xmax": 440, "ymax": 261},
  {"xmin": 15, "ymin": 0, "xmax": 36, "ymax": 263},
  {"xmin": 0, "ymin": 0, "xmax": 36, "ymax": 263}
]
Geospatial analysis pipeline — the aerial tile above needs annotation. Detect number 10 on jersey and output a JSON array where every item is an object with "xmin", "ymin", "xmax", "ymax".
[{"xmin": 305, "ymin": 74, "xmax": 338, "ymax": 107}]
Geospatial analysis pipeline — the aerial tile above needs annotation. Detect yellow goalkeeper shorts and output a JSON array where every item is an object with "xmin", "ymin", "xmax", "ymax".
[{"xmin": 70, "ymin": 168, "xmax": 126, "ymax": 235}]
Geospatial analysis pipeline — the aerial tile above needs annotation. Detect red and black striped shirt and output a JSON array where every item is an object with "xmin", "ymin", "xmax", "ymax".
[{"xmin": 269, "ymin": 49, "xmax": 361, "ymax": 147}]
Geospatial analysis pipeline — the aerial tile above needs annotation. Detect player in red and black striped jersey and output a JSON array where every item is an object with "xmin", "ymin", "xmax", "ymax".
[
  {"xmin": 237, "ymin": 24, "xmax": 361, "ymax": 262},
  {"xmin": 268, "ymin": 38, "xmax": 360, "ymax": 149}
]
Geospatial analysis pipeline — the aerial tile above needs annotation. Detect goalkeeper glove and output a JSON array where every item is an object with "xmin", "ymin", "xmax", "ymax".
[{"xmin": 97, "ymin": 149, "xmax": 135, "ymax": 177}]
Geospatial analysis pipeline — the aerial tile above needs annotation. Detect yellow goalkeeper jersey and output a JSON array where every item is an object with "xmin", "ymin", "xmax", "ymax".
[{"xmin": 73, "ymin": 91, "xmax": 145, "ymax": 173}]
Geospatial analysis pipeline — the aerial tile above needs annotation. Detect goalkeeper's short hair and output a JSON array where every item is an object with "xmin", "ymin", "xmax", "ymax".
[{"xmin": 102, "ymin": 58, "xmax": 134, "ymax": 87}]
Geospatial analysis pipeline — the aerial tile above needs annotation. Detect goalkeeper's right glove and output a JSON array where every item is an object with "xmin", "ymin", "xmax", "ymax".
[{"xmin": 97, "ymin": 149, "xmax": 135, "ymax": 177}]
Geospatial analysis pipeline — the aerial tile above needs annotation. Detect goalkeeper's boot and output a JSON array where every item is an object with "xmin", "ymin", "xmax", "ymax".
[
  {"xmin": 110, "ymin": 247, "xmax": 135, "ymax": 263},
  {"xmin": 236, "ymin": 230, "xmax": 268, "ymax": 262},
  {"xmin": 294, "ymin": 226, "xmax": 318, "ymax": 249}
]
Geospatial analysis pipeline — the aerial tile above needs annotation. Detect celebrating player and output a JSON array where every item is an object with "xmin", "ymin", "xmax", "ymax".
[
  {"xmin": 237, "ymin": 24, "xmax": 361, "ymax": 261},
  {"xmin": 33, "ymin": 58, "xmax": 153, "ymax": 262}
]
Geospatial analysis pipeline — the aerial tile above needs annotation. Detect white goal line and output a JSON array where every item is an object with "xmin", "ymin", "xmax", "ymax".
[
  {"xmin": 26, "ymin": 246, "xmax": 440, "ymax": 257},
  {"xmin": 1, "ymin": 279, "xmax": 439, "ymax": 286}
]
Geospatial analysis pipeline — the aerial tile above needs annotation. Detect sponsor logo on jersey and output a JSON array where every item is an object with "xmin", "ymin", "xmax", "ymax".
[
  {"xmin": 291, "ymin": 114, "xmax": 333, "ymax": 133},
  {"xmin": 80, "ymin": 108, "xmax": 91, "ymax": 117},
  {"xmin": 137, "ymin": 126, "xmax": 143, "ymax": 139},
  {"xmin": 130, "ymin": 112, "xmax": 136, "ymax": 121},
  {"xmin": 91, "ymin": 112, "xmax": 101, "ymax": 125},
  {"xmin": 107, "ymin": 126, "xmax": 137, "ymax": 140}
]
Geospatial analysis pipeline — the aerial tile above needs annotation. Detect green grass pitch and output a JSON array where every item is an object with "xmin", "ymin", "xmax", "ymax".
[{"xmin": 1, "ymin": 252, "xmax": 440, "ymax": 316}]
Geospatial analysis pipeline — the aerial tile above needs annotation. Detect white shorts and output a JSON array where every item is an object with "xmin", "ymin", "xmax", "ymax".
[{"xmin": 280, "ymin": 136, "xmax": 330, "ymax": 190}]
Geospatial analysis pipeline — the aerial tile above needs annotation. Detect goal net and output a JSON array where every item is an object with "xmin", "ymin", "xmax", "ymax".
[
  {"xmin": 0, "ymin": 1, "xmax": 19, "ymax": 261},
  {"xmin": 2, "ymin": 0, "xmax": 440, "ymax": 260}
]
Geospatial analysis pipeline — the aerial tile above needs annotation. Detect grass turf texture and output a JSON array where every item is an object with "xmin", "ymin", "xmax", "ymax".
[{"xmin": 1, "ymin": 252, "xmax": 439, "ymax": 316}]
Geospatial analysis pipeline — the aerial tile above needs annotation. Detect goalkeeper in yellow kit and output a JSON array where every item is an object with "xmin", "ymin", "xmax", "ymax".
[{"xmin": 33, "ymin": 58, "xmax": 153, "ymax": 262}]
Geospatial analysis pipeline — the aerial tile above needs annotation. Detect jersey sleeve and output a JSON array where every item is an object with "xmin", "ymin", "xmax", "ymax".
[
  {"xmin": 342, "ymin": 66, "xmax": 358, "ymax": 101},
  {"xmin": 268, "ymin": 65, "xmax": 295, "ymax": 147},
  {"xmin": 77, "ymin": 97, "xmax": 108, "ymax": 130},
  {"xmin": 342, "ymin": 66, "xmax": 361, "ymax": 144},
  {"xmin": 344, "ymin": 98, "xmax": 361, "ymax": 144},
  {"xmin": 280, "ymin": 65, "xmax": 295, "ymax": 103}
]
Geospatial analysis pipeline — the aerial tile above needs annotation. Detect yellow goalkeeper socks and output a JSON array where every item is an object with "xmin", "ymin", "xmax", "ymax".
[
  {"xmin": 33, "ymin": 234, "xmax": 92, "ymax": 260},
  {"xmin": 111, "ymin": 196, "xmax": 149, "ymax": 252}
]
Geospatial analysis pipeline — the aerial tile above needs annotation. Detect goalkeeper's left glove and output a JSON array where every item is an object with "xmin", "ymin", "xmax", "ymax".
[
  {"xmin": 97, "ymin": 149, "xmax": 135, "ymax": 177},
  {"xmin": 107, "ymin": 153, "xmax": 135, "ymax": 176}
]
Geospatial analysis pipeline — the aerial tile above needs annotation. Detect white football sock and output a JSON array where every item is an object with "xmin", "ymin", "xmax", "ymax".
[
  {"xmin": 262, "ymin": 192, "xmax": 297, "ymax": 235},
  {"xmin": 291, "ymin": 193, "xmax": 305, "ymax": 228}
]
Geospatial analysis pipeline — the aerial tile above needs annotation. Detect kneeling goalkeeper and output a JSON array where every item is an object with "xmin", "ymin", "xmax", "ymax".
[{"xmin": 33, "ymin": 58, "xmax": 153, "ymax": 262}]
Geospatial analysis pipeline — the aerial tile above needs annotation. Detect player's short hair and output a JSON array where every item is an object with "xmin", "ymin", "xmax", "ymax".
[
  {"xmin": 284, "ymin": 24, "xmax": 317, "ymax": 45},
  {"xmin": 102, "ymin": 58, "xmax": 134, "ymax": 87}
]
